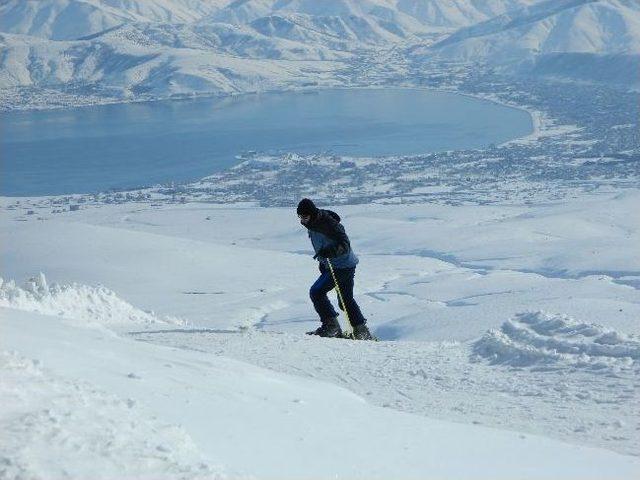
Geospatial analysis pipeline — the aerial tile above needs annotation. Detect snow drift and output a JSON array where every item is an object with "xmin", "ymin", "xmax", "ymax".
[
  {"xmin": 0, "ymin": 273, "xmax": 183, "ymax": 328},
  {"xmin": 473, "ymin": 311, "xmax": 640, "ymax": 372}
]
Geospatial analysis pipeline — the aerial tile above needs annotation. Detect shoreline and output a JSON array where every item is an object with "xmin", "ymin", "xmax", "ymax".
[{"xmin": 1, "ymin": 85, "xmax": 539, "ymax": 199}]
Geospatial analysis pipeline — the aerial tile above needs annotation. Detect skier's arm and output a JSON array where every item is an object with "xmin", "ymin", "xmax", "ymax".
[{"xmin": 317, "ymin": 219, "xmax": 350, "ymax": 258}]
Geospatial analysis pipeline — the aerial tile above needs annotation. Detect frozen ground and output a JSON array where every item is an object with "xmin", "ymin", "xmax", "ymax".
[{"xmin": 1, "ymin": 185, "xmax": 639, "ymax": 477}]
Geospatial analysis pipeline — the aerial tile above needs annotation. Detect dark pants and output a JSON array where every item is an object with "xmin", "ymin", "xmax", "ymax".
[{"xmin": 309, "ymin": 264, "xmax": 366, "ymax": 326}]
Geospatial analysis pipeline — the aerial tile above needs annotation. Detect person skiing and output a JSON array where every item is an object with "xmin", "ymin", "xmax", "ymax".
[{"xmin": 297, "ymin": 198, "xmax": 373, "ymax": 340}]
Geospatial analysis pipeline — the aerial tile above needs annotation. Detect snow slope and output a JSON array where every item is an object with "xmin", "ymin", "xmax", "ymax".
[
  {"xmin": 0, "ymin": 347, "xmax": 225, "ymax": 480},
  {"xmin": 1, "ymin": 188, "xmax": 639, "ymax": 465},
  {"xmin": 2, "ymin": 305, "xmax": 639, "ymax": 479},
  {"xmin": 3, "ymin": 191, "xmax": 639, "ymax": 337}
]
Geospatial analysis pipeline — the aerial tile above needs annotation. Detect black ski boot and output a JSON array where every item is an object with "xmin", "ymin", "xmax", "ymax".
[
  {"xmin": 352, "ymin": 323, "xmax": 374, "ymax": 340},
  {"xmin": 307, "ymin": 317, "xmax": 342, "ymax": 338}
]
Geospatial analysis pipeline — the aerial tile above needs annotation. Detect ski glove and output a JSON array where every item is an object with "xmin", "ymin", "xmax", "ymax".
[{"xmin": 313, "ymin": 247, "xmax": 334, "ymax": 260}]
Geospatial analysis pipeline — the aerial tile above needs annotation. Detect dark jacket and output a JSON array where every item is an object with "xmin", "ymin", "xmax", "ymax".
[{"xmin": 305, "ymin": 209, "xmax": 359, "ymax": 269}]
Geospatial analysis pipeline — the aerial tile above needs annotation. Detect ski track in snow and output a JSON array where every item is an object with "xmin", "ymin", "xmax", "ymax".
[{"xmin": 130, "ymin": 324, "xmax": 640, "ymax": 457}]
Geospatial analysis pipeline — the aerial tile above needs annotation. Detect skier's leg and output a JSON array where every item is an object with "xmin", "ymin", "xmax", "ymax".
[
  {"xmin": 309, "ymin": 269, "xmax": 338, "ymax": 320},
  {"xmin": 334, "ymin": 267, "xmax": 367, "ymax": 326}
]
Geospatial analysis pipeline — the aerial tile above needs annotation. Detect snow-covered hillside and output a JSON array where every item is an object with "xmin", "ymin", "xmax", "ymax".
[
  {"xmin": 0, "ymin": 0, "xmax": 228, "ymax": 39},
  {"xmin": 421, "ymin": 0, "xmax": 640, "ymax": 83},
  {"xmin": 3, "ymin": 305, "xmax": 638, "ymax": 479},
  {"xmin": 394, "ymin": 0, "xmax": 540, "ymax": 27},
  {"xmin": 0, "ymin": 29, "xmax": 344, "ymax": 101},
  {"xmin": 1, "ymin": 186, "xmax": 639, "ymax": 477},
  {"xmin": 0, "ymin": 0, "xmax": 541, "ymax": 40},
  {"xmin": 432, "ymin": 0, "xmax": 640, "ymax": 56}
]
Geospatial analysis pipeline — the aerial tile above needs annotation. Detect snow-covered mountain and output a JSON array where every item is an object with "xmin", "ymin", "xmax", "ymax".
[
  {"xmin": 394, "ymin": 0, "xmax": 542, "ymax": 29},
  {"xmin": 206, "ymin": 0, "xmax": 432, "ymax": 42},
  {"xmin": 424, "ymin": 0, "xmax": 640, "ymax": 75},
  {"xmin": 437, "ymin": 0, "xmax": 640, "ymax": 55},
  {"xmin": 0, "ymin": 0, "xmax": 229, "ymax": 40},
  {"xmin": 1, "ymin": 0, "xmax": 638, "ymax": 108},
  {"xmin": 0, "ymin": 28, "xmax": 345, "ymax": 101},
  {"xmin": 209, "ymin": 0, "xmax": 540, "ymax": 31},
  {"xmin": 0, "ymin": 0, "xmax": 542, "ymax": 40},
  {"xmin": 0, "ymin": 0, "xmax": 416, "ymax": 103}
]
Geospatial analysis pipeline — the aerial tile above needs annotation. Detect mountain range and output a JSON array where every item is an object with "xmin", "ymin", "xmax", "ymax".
[{"xmin": 0, "ymin": 0, "xmax": 637, "ymax": 107}]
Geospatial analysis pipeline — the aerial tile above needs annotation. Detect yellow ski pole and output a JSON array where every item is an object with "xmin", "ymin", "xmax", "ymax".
[{"xmin": 326, "ymin": 258, "xmax": 353, "ymax": 338}]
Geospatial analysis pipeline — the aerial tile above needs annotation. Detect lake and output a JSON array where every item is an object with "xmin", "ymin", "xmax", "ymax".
[{"xmin": 0, "ymin": 88, "xmax": 532, "ymax": 197}]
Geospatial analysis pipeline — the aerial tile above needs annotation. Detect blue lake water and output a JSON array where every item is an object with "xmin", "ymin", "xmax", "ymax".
[{"xmin": 0, "ymin": 88, "xmax": 532, "ymax": 197}]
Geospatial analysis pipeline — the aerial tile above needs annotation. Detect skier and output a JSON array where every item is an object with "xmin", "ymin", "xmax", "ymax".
[{"xmin": 297, "ymin": 198, "xmax": 373, "ymax": 340}]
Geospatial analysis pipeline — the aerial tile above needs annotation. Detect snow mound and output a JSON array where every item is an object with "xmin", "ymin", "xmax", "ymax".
[
  {"xmin": 0, "ymin": 350, "xmax": 224, "ymax": 479},
  {"xmin": 473, "ymin": 311, "xmax": 640, "ymax": 372},
  {"xmin": 0, "ymin": 273, "xmax": 183, "ymax": 328}
]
